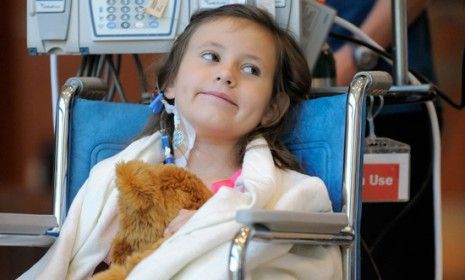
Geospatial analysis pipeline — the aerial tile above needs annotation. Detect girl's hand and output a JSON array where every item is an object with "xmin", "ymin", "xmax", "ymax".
[{"xmin": 164, "ymin": 209, "xmax": 197, "ymax": 237}]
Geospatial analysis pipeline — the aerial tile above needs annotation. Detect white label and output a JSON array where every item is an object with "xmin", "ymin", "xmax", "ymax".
[
  {"xmin": 275, "ymin": 0, "xmax": 286, "ymax": 8},
  {"xmin": 145, "ymin": 0, "xmax": 169, "ymax": 18},
  {"xmin": 199, "ymin": 0, "xmax": 247, "ymax": 9},
  {"xmin": 35, "ymin": 0, "xmax": 65, "ymax": 13}
]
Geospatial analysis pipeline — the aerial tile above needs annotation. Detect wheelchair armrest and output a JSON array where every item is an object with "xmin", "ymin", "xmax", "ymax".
[
  {"xmin": 230, "ymin": 210, "xmax": 353, "ymax": 279},
  {"xmin": 0, "ymin": 213, "xmax": 58, "ymax": 246},
  {"xmin": 0, "ymin": 213, "xmax": 58, "ymax": 235},
  {"xmin": 0, "ymin": 234, "xmax": 56, "ymax": 247},
  {"xmin": 236, "ymin": 209, "xmax": 349, "ymax": 234}
]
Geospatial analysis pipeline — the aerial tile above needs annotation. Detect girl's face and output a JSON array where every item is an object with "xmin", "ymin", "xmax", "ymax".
[{"xmin": 165, "ymin": 17, "xmax": 277, "ymax": 144}]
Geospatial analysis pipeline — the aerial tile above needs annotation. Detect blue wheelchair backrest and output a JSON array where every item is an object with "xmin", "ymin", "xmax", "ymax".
[{"xmin": 68, "ymin": 94, "xmax": 347, "ymax": 212}]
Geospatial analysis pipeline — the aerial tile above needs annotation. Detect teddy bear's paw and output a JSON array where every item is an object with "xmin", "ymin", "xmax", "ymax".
[
  {"xmin": 110, "ymin": 238, "xmax": 134, "ymax": 265},
  {"xmin": 121, "ymin": 239, "xmax": 165, "ymax": 273},
  {"xmin": 157, "ymin": 165, "xmax": 213, "ymax": 206},
  {"xmin": 157, "ymin": 165, "xmax": 210, "ymax": 194},
  {"xmin": 91, "ymin": 264, "xmax": 128, "ymax": 280}
]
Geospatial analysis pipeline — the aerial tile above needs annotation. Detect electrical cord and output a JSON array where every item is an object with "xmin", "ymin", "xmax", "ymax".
[{"xmin": 361, "ymin": 238, "xmax": 382, "ymax": 279}]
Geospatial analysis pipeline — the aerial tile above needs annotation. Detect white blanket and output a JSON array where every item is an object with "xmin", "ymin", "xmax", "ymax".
[{"xmin": 20, "ymin": 132, "xmax": 342, "ymax": 280}]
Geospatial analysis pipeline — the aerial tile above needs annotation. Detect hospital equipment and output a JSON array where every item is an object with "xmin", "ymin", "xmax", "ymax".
[{"xmin": 27, "ymin": 0, "xmax": 335, "ymax": 74}]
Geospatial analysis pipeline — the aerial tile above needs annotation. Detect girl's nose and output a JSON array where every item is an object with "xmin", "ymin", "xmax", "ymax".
[{"xmin": 216, "ymin": 67, "xmax": 236, "ymax": 87}]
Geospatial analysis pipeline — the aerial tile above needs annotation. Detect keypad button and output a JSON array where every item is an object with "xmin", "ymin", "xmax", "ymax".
[
  {"xmin": 121, "ymin": 21, "xmax": 130, "ymax": 29},
  {"xmin": 149, "ymin": 20, "xmax": 159, "ymax": 28},
  {"xmin": 106, "ymin": 22, "xmax": 116, "ymax": 29},
  {"xmin": 121, "ymin": 6, "xmax": 130, "ymax": 13},
  {"xmin": 135, "ymin": 5, "xmax": 144, "ymax": 13}
]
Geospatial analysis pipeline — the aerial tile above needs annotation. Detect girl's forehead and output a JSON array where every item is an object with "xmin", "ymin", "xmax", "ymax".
[
  {"xmin": 188, "ymin": 17, "xmax": 276, "ymax": 51},
  {"xmin": 192, "ymin": 17, "xmax": 273, "ymax": 40}
]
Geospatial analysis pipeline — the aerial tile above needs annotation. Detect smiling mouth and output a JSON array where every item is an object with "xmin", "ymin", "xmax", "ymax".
[{"xmin": 200, "ymin": 91, "xmax": 237, "ymax": 106}]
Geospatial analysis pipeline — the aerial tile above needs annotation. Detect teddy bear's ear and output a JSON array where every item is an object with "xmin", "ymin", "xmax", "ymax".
[{"xmin": 115, "ymin": 160, "xmax": 162, "ymax": 209}]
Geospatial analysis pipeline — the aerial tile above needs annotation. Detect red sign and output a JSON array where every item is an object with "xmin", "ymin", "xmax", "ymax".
[{"xmin": 362, "ymin": 163, "xmax": 400, "ymax": 201}]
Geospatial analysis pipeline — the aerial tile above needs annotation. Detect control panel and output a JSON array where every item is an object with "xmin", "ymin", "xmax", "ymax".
[
  {"xmin": 27, "ymin": 0, "xmax": 335, "ymax": 70},
  {"xmin": 89, "ymin": 0, "xmax": 178, "ymax": 40}
]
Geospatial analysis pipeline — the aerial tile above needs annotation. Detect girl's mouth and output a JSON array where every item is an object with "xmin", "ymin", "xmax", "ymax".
[{"xmin": 200, "ymin": 91, "xmax": 237, "ymax": 106}]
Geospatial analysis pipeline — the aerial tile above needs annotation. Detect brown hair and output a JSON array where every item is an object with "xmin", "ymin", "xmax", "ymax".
[{"xmin": 142, "ymin": 4, "xmax": 312, "ymax": 171}]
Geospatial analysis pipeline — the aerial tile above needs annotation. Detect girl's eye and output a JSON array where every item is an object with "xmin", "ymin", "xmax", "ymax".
[
  {"xmin": 201, "ymin": 52, "xmax": 219, "ymax": 62},
  {"xmin": 242, "ymin": 64, "xmax": 261, "ymax": 76}
]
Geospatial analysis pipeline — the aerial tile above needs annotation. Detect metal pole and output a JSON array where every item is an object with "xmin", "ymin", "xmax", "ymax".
[
  {"xmin": 392, "ymin": 0, "xmax": 409, "ymax": 85},
  {"xmin": 50, "ymin": 54, "xmax": 59, "ymax": 132}
]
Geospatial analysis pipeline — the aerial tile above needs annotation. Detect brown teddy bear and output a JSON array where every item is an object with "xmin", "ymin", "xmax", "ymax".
[{"xmin": 92, "ymin": 160, "xmax": 212, "ymax": 279}]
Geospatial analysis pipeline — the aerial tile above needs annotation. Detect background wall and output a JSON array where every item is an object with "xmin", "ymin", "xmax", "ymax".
[
  {"xmin": 429, "ymin": 0, "xmax": 465, "ymax": 278},
  {"xmin": 0, "ymin": 0, "xmax": 463, "ymax": 278}
]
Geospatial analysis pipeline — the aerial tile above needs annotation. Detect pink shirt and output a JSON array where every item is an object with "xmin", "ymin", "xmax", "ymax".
[{"xmin": 211, "ymin": 169, "xmax": 242, "ymax": 194}]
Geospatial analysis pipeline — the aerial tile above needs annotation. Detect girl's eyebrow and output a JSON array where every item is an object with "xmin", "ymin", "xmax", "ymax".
[
  {"xmin": 197, "ymin": 41, "xmax": 225, "ymax": 50},
  {"xmin": 197, "ymin": 41, "xmax": 264, "ymax": 64}
]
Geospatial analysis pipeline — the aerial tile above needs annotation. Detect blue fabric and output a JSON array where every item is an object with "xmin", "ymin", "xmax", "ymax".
[
  {"xmin": 282, "ymin": 94, "xmax": 347, "ymax": 212},
  {"xmin": 68, "ymin": 95, "xmax": 348, "ymax": 213},
  {"xmin": 67, "ymin": 98, "xmax": 152, "ymax": 211}
]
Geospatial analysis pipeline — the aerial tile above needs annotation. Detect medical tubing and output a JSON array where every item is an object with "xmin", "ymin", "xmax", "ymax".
[
  {"xmin": 107, "ymin": 55, "xmax": 119, "ymax": 101},
  {"xmin": 334, "ymin": 15, "xmax": 443, "ymax": 279},
  {"xmin": 106, "ymin": 55, "xmax": 127, "ymax": 102},
  {"xmin": 96, "ymin": 55, "xmax": 106, "ymax": 78},
  {"xmin": 77, "ymin": 55, "xmax": 87, "ymax": 77},
  {"xmin": 426, "ymin": 100, "xmax": 442, "ymax": 280},
  {"xmin": 103, "ymin": 55, "xmax": 111, "ymax": 84},
  {"xmin": 132, "ymin": 54, "xmax": 150, "ymax": 98}
]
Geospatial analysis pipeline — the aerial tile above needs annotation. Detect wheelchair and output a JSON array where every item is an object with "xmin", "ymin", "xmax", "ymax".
[{"xmin": 0, "ymin": 72, "xmax": 393, "ymax": 279}]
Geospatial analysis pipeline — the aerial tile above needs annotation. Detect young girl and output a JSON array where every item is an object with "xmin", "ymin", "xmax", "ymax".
[{"xmin": 21, "ymin": 4, "xmax": 342, "ymax": 280}]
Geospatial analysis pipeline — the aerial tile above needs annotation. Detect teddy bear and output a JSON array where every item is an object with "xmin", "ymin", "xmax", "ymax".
[{"xmin": 92, "ymin": 160, "xmax": 212, "ymax": 279}]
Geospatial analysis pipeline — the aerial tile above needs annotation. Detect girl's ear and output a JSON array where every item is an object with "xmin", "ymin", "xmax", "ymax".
[
  {"xmin": 164, "ymin": 87, "xmax": 175, "ymax": 99},
  {"xmin": 260, "ymin": 92, "xmax": 290, "ymax": 127}
]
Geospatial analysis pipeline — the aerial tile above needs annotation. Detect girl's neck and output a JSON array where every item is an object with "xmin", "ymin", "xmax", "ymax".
[{"xmin": 186, "ymin": 138, "xmax": 240, "ymax": 188}]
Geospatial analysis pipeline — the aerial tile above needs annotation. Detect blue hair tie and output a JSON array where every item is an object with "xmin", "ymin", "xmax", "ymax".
[
  {"xmin": 161, "ymin": 134, "xmax": 174, "ymax": 164},
  {"xmin": 149, "ymin": 92, "xmax": 164, "ymax": 114}
]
